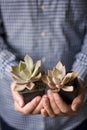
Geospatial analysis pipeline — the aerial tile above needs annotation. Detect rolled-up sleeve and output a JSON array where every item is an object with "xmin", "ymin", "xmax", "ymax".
[{"xmin": 72, "ymin": 32, "xmax": 87, "ymax": 81}]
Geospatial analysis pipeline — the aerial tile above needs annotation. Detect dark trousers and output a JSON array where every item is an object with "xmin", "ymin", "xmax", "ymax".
[
  {"xmin": 0, "ymin": 117, "xmax": 87, "ymax": 130},
  {"xmin": 0, "ymin": 117, "xmax": 16, "ymax": 130}
]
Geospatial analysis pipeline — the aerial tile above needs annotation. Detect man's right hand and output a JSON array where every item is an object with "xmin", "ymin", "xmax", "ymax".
[{"xmin": 11, "ymin": 82, "xmax": 43, "ymax": 115}]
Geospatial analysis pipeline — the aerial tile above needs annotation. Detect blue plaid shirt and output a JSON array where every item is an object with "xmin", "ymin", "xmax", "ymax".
[{"xmin": 0, "ymin": 0, "xmax": 87, "ymax": 130}]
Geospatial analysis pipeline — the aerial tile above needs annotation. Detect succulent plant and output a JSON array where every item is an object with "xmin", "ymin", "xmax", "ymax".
[
  {"xmin": 11, "ymin": 55, "xmax": 44, "ymax": 92},
  {"xmin": 42, "ymin": 61, "xmax": 78, "ymax": 93}
]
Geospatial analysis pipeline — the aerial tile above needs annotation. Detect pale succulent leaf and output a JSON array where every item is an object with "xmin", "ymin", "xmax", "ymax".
[
  {"xmin": 11, "ymin": 66, "xmax": 19, "ymax": 75},
  {"xmin": 34, "ymin": 72, "xmax": 42, "ymax": 79},
  {"xmin": 62, "ymin": 86, "xmax": 74, "ymax": 92},
  {"xmin": 22, "ymin": 68, "xmax": 31, "ymax": 79},
  {"xmin": 25, "ymin": 82, "xmax": 35, "ymax": 90},
  {"xmin": 12, "ymin": 76, "xmax": 26, "ymax": 83},
  {"xmin": 62, "ymin": 72, "xmax": 78, "ymax": 85},
  {"xmin": 48, "ymin": 82, "xmax": 56, "ymax": 89},
  {"xmin": 53, "ymin": 68, "xmax": 64, "ymax": 81},
  {"xmin": 31, "ymin": 60, "xmax": 41, "ymax": 78},
  {"xmin": 62, "ymin": 66, "xmax": 66, "ymax": 78},
  {"xmin": 24, "ymin": 55, "xmax": 34, "ymax": 73},
  {"xmin": 55, "ymin": 61, "xmax": 66, "ymax": 78},
  {"xmin": 19, "ymin": 70, "xmax": 29, "ymax": 80},
  {"xmin": 14, "ymin": 85, "xmax": 26, "ymax": 92},
  {"xmin": 56, "ymin": 85, "xmax": 61, "ymax": 90},
  {"xmin": 71, "ymin": 71, "xmax": 78, "ymax": 80},
  {"xmin": 56, "ymin": 61, "xmax": 66, "ymax": 73},
  {"xmin": 30, "ymin": 73, "xmax": 42, "ymax": 82},
  {"xmin": 11, "ymin": 72, "xmax": 23, "ymax": 80},
  {"xmin": 11, "ymin": 65, "xmax": 28, "ymax": 81},
  {"xmin": 52, "ymin": 89, "xmax": 59, "ymax": 93},
  {"xmin": 52, "ymin": 77, "xmax": 60, "ymax": 85},
  {"xmin": 19, "ymin": 61, "xmax": 26, "ymax": 72},
  {"xmin": 56, "ymin": 61, "xmax": 63, "ymax": 70},
  {"xmin": 61, "ymin": 73, "xmax": 71, "ymax": 85},
  {"xmin": 47, "ymin": 76, "xmax": 56, "ymax": 89},
  {"xmin": 11, "ymin": 66, "xmax": 24, "ymax": 80},
  {"xmin": 42, "ymin": 75, "xmax": 49, "ymax": 84},
  {"xmin": 47, "ymin": 76, "xmax": 54, "ymax": 85}
]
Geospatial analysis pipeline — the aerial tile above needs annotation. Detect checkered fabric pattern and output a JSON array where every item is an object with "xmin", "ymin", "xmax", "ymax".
[{"xmin": 0, "ymin": 0, "xmax": 87, "ymax": 130}]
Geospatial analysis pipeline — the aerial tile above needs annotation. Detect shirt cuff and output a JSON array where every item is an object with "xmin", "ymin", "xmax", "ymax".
[
  {"xmin": 0, "ymin": 49, "xmax": 18, "ymax": 79},
  {"xmin": 72, "ymin": 53, "xmax": 87, "ymax": 81}
]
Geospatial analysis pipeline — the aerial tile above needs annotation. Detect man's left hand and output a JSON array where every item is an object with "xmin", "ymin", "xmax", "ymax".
[{"xmin": 41, "ymin": 79, "xmax": 85, "ymax": 117}]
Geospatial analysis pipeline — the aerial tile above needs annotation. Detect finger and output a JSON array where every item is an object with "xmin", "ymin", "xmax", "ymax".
[
  {"xmin": 42, "ymin": 96, "xmax": 55, "ymax": 117},
  {"xmin": 41, "ymin": 108, "xmax": 48, "ymax": 117},
  {"xmin": 14, "ymin": 101, "xmax": 23, "ymax": 113},
  {"xmin": 11, "ymin": 82, "xmax": 24, "ymax": 107},
  {"xmin": 53, "ymin": 93, "xmax": 71, "ymax": 113},
  {"xmin": 14, "ymin": 96, "xmax": 41, "ymax": 114},
  {"xmin": 71, "ymin": 79, "xmax": 85, "ymax": 112},
  {"xmin": 20, "ymin": 96, "xmax": 41, "ymax": 115},
  {"xmin": 47, "ymin": 90, "xmax": 61, "ymax": 115},
  {"xmin": 32, "ymin": 97, "xmax": 43, "ymax": 114}
]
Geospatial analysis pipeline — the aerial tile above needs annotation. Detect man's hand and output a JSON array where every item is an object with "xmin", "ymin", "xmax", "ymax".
[
  {"xmin": 41, "ymin": 79, "xmax": 85, "ymax": 117},
  {"xmin": 11, "ymin": 82, "xmax": 43, "ymax": 115}
]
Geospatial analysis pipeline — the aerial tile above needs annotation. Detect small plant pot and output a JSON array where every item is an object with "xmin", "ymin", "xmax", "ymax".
[
  {"xmin": 19, "ymin": 81, "xmax": 45, "ymax": 104},
  {"xmin": 58, "ymin": 78, "xmax": 80, "ymax": 104}
]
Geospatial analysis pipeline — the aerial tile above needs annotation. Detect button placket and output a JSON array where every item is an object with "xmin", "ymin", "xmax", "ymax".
[
  {"xmin": 41, "ymin": 31, "xmax": 46, "ymax": 37},
  {"xmin": 41, "ymin": 4, "xmax": 45, "ymax": 11}
]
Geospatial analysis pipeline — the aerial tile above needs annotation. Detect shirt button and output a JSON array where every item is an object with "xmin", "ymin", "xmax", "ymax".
[
  {"xmin": 41, "ymin": 5, "xmax": 45, "ymax": 11},
  {"xmin": 41, "ymin": 32, "xmax": 46, "ymax": 37}
]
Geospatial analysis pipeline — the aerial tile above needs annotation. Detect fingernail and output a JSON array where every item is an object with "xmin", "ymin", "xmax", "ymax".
[
  {"xmin": 43, "ymin": 98, "xmax": 48, "ymax": 106},
  {"xmin": 73, "ymin": 105, "xmax": 76, "ymax": 111},
  {"xmin": 48, "ymin": 90, "xmax": 52, "ymax": 95},
  {"xmin": 36, "ymin": 97, "xmax": 41, "ymax": 102},
  {"xmin": 72, "ymin": 103, "xmax": 79, "ymax": 111}
]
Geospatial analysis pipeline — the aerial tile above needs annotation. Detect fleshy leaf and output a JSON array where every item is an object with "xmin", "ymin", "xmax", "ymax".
[
  {"xmin": 52, "ymin": 77, "xmax": 61, "ymax": 85},
  {"xmin": 56, "ymin": 61, "xmax": 63, "ymax": 69},
  {"xmin": 30, "ymin": 73, "xmax": 42, "ymax": 82},
  {"xmin": 19, "ymin": 69, "xmax": 31, "ymax": 80},
  {"xmin": 53, "ymin": 68, "xmax": 64, "ymax": 81},
  {"xmin": 56, "ymin": 61, "xmax": 66, "ymax": 78},
  {"xmin": 22, "ymin": 68, "xmax": 31, "ymax": 79},
  {"xmin": 47, "ymin": 76, "xmax": 54, "ymax": 85},
  {"xmin": 11, "ymin": 66, "xmax": 19, "ymax": 74},
  {"xmin": 56, "ymin": 61, "xmax": 65, "ymax": 72},
  {"xmin": 52, "ymin": 89, "xmax": 59, "ymax": 93},
  {"xmin": 19, "ymin": 61, "xmax": 26, "ymax": 72},
  {"xmin": 31, "ymin": 60, "xmax": 41, "ymax": 78},
  {"xmin": 24, "ymin": 55, "xmax": 34, "ymax": 73},
  {"xmin": 12, "ymin": 75, "xmax": 26, "ymax": 83},
  {"xmin": 11, "ymin": 68, "xmax": 30, "ymax": 81},
  {"xmin": 70, "ymin": 71, "xmax": 78, "ymax": 80},
  {"xmin": 11, "ymin": 66, "xmax": 22, "ymax": 80},
  {"xmin": 48, "ymin": 70, "xmax": 53, "ymax": 77},
  {"xmin": 42, "ymin": 75, "xmax": 49, "ymax": 85},
  {"xmin": 62, "ymin": 86, "xmax": 74, "ymax": 92},
  {"xmin": 61, "ymin": 72, "xmax": 78, "ymax": 85},
  {"xmin": 48, "ymin": 82, "xmax": 56, "ymax": 89},
  {"xmin": 25, "ymin": 82, "xmax": 35, "ymax": 90},
  {"xmin": 14, "ymin": 84, "xmax": 26, "ymax": 91}
]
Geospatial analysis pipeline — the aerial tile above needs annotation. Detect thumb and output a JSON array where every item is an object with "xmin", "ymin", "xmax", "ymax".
[
  {"xmin": 11, "ymin": 82, "xmax": 24, "ymax": 107},
  {"xmin": 71, "ymin": 79, "xmax": 85, "ymax": 111}
]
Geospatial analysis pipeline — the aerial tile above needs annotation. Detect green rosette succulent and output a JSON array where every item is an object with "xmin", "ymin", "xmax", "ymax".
[{"xmin": 11, "ymin": 55, "xmax": 44, "ymax": 92}]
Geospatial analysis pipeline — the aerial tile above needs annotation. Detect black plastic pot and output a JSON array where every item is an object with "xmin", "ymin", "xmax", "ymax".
[
  {"xmin": 58, "ymin": 78, "xmax": 80, "ymax": 104},
  {"xmin": 19, "ymin": 81, "xmax": 45, "ymax": 104}
]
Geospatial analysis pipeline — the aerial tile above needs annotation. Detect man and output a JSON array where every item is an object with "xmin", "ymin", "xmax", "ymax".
[{"xmin": 0, "ymin": 0, "xmax": 87, "ymax": 130}]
